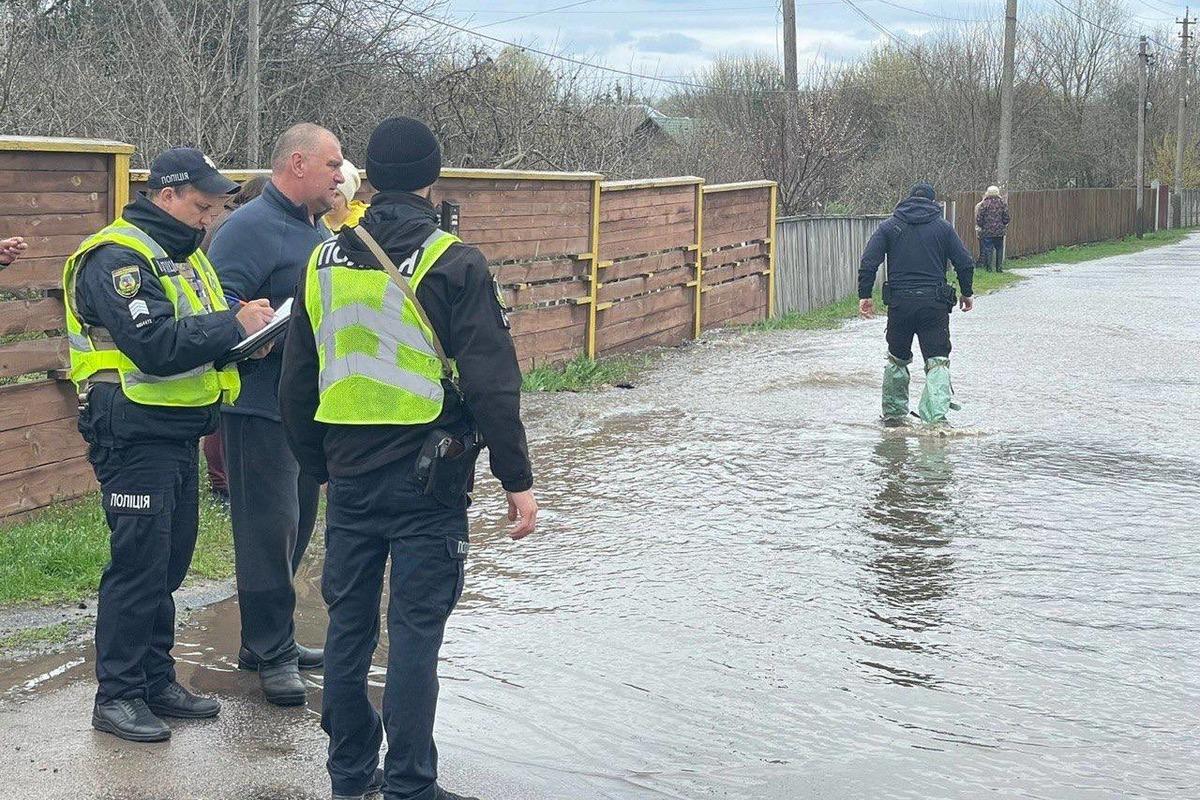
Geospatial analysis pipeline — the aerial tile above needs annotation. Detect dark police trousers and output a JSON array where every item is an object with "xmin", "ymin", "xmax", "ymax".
[
  {"xmin": 321, "ymin": 452, "xmax": 468, "ymax": 800},
  {"xmin": 87, "ymin": 436, "xmax": 200, "ymax": 704},
  {"xmin": 886, "ymin": 289, "xmax": 952, "ymax": 362},
  {"xmin": 222, "ymin": 413, "xmax": 320, "ymax": 666}
]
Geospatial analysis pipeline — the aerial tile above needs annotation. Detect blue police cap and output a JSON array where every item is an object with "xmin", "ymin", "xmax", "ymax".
[{"xmin": 148, "ymin": 148, "xmax": 239, "ymax": 195}]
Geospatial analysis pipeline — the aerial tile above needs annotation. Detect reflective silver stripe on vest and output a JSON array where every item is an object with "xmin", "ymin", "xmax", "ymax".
[
  {"xmin": 69, "ymin": 325, "xmax": 117, "ymax": 353},
  {"xmin": 124, "ymin": 364, "xmax": 210, "ymax": 386},
  {"xmin": 315, "ymin": 267, "xmax": 442, "ymax": 400},
  {"xmin": 68, "ymin": 331, "xmax": 93, "ymax": 351}
]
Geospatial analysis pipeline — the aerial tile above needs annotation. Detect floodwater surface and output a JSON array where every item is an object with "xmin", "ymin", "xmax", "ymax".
[{"xmin": 1, "ymin": 237, "xmax": 1198, "ymax": 799}]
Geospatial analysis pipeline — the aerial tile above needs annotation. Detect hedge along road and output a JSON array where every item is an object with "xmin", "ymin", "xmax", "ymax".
[{"xmin": 0, "ymin": 234, "xmax": 1198, "ymax": 799}]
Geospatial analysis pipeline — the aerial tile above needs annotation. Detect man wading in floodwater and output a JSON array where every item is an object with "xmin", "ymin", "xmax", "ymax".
[{"xmin": 857, "ymin": 183, "xmax": 975, "ymax": 425}]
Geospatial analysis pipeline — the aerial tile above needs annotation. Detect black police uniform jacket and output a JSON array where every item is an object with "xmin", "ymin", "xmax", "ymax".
[
  {"xmin": 278, "ymin": 190, "xmax": 534, "ymax": 493},
  {"xmin": 75, "ymin": 195, "xmax": 244, "ymax": 444}
]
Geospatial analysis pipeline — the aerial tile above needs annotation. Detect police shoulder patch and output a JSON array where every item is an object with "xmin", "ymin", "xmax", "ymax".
[{"xmin": 111, "ymin": 265, "xmax": 142, "ymax": 298}]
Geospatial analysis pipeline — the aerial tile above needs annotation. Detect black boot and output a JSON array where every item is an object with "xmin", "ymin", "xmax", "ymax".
[
  {"xmin": 92, "ymin": 698, "xmax": 171, "ymax": 742},
  {"xmin": 238, "ymin": 643, "xmax": 324, "ymax": 671},
  {"xmin": 260, "ymin": 661, "xmax": 306, "ymax": 706},
  {"xmin": 331, "ymin": 768, "xmax": 384, "ymax": 799},
  {"xmin": 147, "ymin": 681, "xmax": 221, "ymax": 719},
  {"xmin": 433, "ymin": 786, "xmax": 482, "ymax": 800}
]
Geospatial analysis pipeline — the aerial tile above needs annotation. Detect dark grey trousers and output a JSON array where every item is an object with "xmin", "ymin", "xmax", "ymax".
[{"xmin": 222, "ymin": 413, "xmax": 321, "ymax": 665}]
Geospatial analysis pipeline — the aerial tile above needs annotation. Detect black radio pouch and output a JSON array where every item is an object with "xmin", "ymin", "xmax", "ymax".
[
  {"xmin": 881, "ymin": 281, "xmax": 892, "ymax": 306},
  {"xmin": 938, "ymin": 283, "xmax": 958, "ymax": 309},
  {"xmin": 413, "ymin": 428, "xmax": 484, "ymax": 507}
]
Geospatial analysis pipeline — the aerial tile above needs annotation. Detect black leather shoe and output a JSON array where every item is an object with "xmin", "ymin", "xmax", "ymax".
[
  {"xmin": 433, "ymin": 787, "xmax": 481, "ymax": 800},
  {"xmin": 238, "ymin": 644, "xmax": 324, "ymax": 671},
  {"xmin": 331, "ymin": 768, "xmax": 385, "ymax": 799},
  {"xmin": 92, "ymin": 698, "xmax": 171, "ymax": 742},
  {"xmin": 260, "ymin": 662, "xmax": 306, "ymax": 706},
  {"xmin": 147, "ymin": 681, "xmax": 220, "ymax": 719}
]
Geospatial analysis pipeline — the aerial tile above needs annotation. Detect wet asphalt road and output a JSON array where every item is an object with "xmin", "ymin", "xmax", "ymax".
[{"xmin": 1, "ymin": 235, "xmax": 1198, "ymax": 800}]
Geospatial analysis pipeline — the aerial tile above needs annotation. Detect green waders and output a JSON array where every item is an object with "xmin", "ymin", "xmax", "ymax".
[
  {"xmin": 917, "ymin": 356, "xmax": 960, "ymax": 423},
  {"xmin": 882, "ymin": 353, "xmax": 912, "ymax": 422}
]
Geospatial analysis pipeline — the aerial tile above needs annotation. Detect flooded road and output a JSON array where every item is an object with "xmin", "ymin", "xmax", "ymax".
[{"xmin": 2, "ymin": 236, "xmax": 1199, "ymax": 799}]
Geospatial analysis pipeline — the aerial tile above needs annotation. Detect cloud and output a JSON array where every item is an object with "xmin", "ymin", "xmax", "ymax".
[{"xmin": 634, "ymin": 32, "xmax": 704, "ymax": 55}]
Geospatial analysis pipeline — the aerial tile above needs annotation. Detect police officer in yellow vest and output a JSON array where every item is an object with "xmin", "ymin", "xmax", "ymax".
[
  {"xmin": 280, "ymin": 118, "xmax": 538, "ymax": 800},
  {"xmin": 64, "ymin": 148, "xmax": 275, "ymax": 742}
]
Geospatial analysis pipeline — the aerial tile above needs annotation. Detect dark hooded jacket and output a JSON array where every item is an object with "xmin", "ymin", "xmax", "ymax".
[
  {"xmin": 858, "ymin": 195, "xmax": 975, "ymax": 299},
  {"xmin": 278, "ymin": 191, "xmax": 533, "ymax": 492}
]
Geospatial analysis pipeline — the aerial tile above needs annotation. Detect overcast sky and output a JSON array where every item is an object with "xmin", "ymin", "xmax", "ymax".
[{"xmin": 439, "ymin": 0, "xmax": 1184, "ymax": 94}]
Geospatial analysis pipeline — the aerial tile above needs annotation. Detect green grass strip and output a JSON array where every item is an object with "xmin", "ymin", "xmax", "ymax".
[
  {"xmin": 522, "ymin": 353, "xmax": 655, "ymax": 392},
  {"xmin": 1006, "ymin": 227, "xmax": 1193, "ymax": 268},
  {"xmin": 0, "ymin": 622, "xmax": 77, "ymax": 653},
  {"xmin": 0, "ymin": 491, "xmax": 234, "ymax": 605}
]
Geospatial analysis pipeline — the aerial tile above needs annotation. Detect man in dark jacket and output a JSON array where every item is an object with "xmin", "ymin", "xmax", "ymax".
[
  {"xmin": 208, "ymin": 123, "xmax": 344, "ymax": 705},
  {"xmin": 975, "ymin": 185, "xmax": 1011, "ymax": 272},
  {"xmin": 858, "ymin": 182, "xmax": 975, "ymax": 425},
  {"xmin": 280, "ymin": 117, "xmax": 535, "ymax": 800}
]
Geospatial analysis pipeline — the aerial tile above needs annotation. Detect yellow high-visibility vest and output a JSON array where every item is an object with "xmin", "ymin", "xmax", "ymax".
[
  {"xmin": 62, "ymin": 219, "xmax": 240, "ymax": 406},
  {"xmin": 304, "ymin": 228, "xmax": 459, "ymax": 424}
]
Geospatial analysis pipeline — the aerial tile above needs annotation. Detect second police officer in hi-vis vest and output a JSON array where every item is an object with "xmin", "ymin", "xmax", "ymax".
[
  {"xmin": 63, "ymin": 148, "xmax": 275, "ymax": 742},
  {"xmin": 279, "ymin": 117, "xmax": 537, "ymax": 800}
]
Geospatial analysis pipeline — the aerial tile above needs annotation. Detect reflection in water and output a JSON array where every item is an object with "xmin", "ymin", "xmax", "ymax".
[{"xmin": 861, "ymin": 436, "xmax": 958, "ymax": 687}]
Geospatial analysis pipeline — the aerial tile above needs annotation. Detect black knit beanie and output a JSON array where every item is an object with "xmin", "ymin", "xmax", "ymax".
[
  {"xmin": 366, "ymin": 117, "xmax": 442, "ymax": 192},
  {"xmin": 909, "ymin": 182, "xmax": 936, "ymax": 200}
]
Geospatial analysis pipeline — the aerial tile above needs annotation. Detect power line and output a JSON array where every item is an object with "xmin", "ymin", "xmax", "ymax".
[
  {"xmin": 407, "ymin": 6, "xmax": 815, "ymax": 94},
  {"xmin": 454, "ymin": 4, "xmax": 777, "ymax": 13},
  {"xmin": 406, "ymin": 7, "xmax": 710, "ymax": 89},
  {"xmin": 473, "ymin": 0, "xmax": 604, "ymax": 29},
  {"xmin": 837, "ymin": 0, "xmax": 964, "ymax": 83},
  {"xmin": 871, "ymin": 0, "xmax": 988, "ymax": 23},
  {"xmin": 1045, "ymin": 0, "xmax": 1176, "ymax": 51}
]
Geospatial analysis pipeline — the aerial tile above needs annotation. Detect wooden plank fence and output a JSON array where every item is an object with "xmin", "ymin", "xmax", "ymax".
[
  {"xmin": 0, "ymin": 136, "xmax": 134, "ymax": 517},
  {"xmin": 774, "ymin": 215, "xmax": 886, "ymax": 316},
  {"xmin": 946, "ymin": 188, "xmax": 1156, "ymax": 259},
  {"xmin": 775, "ymin": 187, "xmax": 1163, "ymax": 318},
  {"xmin": 1177, "ymin": 189, "xmax": 1200, "ymax": 227},
  {"xmin": 2, "ymin": 137, "xmax": 777, "ymax": 518}
]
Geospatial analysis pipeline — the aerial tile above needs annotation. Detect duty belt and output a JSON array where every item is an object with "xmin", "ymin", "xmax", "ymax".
[{"xmin": 891, "ymin": 285, "xmax": 944, "ymax": 297}]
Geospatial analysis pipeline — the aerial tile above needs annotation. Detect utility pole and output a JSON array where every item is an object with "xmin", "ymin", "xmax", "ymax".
[
  {"xmin": 782, "ymin": 0, "xmax": 798, "ymax": 93},
  {"xmin": 1137, "ymin": 37, "xmax": 1150, "ymax": 238},
  {"xmin": 247, "ymin": 0, "xmax": 261, "ymax": 165},
  {"xmin": 1173, "ymin": 8, "xmax": 1194, "ymax": 228},
  {"xmin": 996, "ymin": 0, "xmax": 1018, "ymax": 190}
]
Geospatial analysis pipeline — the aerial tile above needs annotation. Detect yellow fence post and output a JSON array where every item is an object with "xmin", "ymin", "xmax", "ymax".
[
  {"xmin": 111, "ymin": 152, "xmax": 131, "ymax": 220},
  {"xmin": 586, "ymin": 177, "xmax": 602, "ymax": 360},
  {"xmin": 693, "ymin": 179, "xmax": 705, "ymax": 339},
  {"xmin": 767, "ymin": 182, "xmax": 778, "ymax": 319}
]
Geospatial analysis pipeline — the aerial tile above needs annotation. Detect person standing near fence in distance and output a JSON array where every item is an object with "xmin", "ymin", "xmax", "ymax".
[
  {"xmin": 279, "ymin": 116, "xmax": 537, "ymax": 800},
  {"xmin": 62, "ymin": 148, "xmax": 275, "ymax": 742},
  {"xmin": 858, "ymin": 182, "xmax": 975, "ymax": 426},
  {"xmin": 208, "ymin": 124, "xmax": 344, "ymax": 706},
  {"xmin": 976, "ymin": 185, "xmax": 1010, "ymax": 272},
  {"xmin": 0, "ymin": 235, "xmax": 27, "ymax": 269}
]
